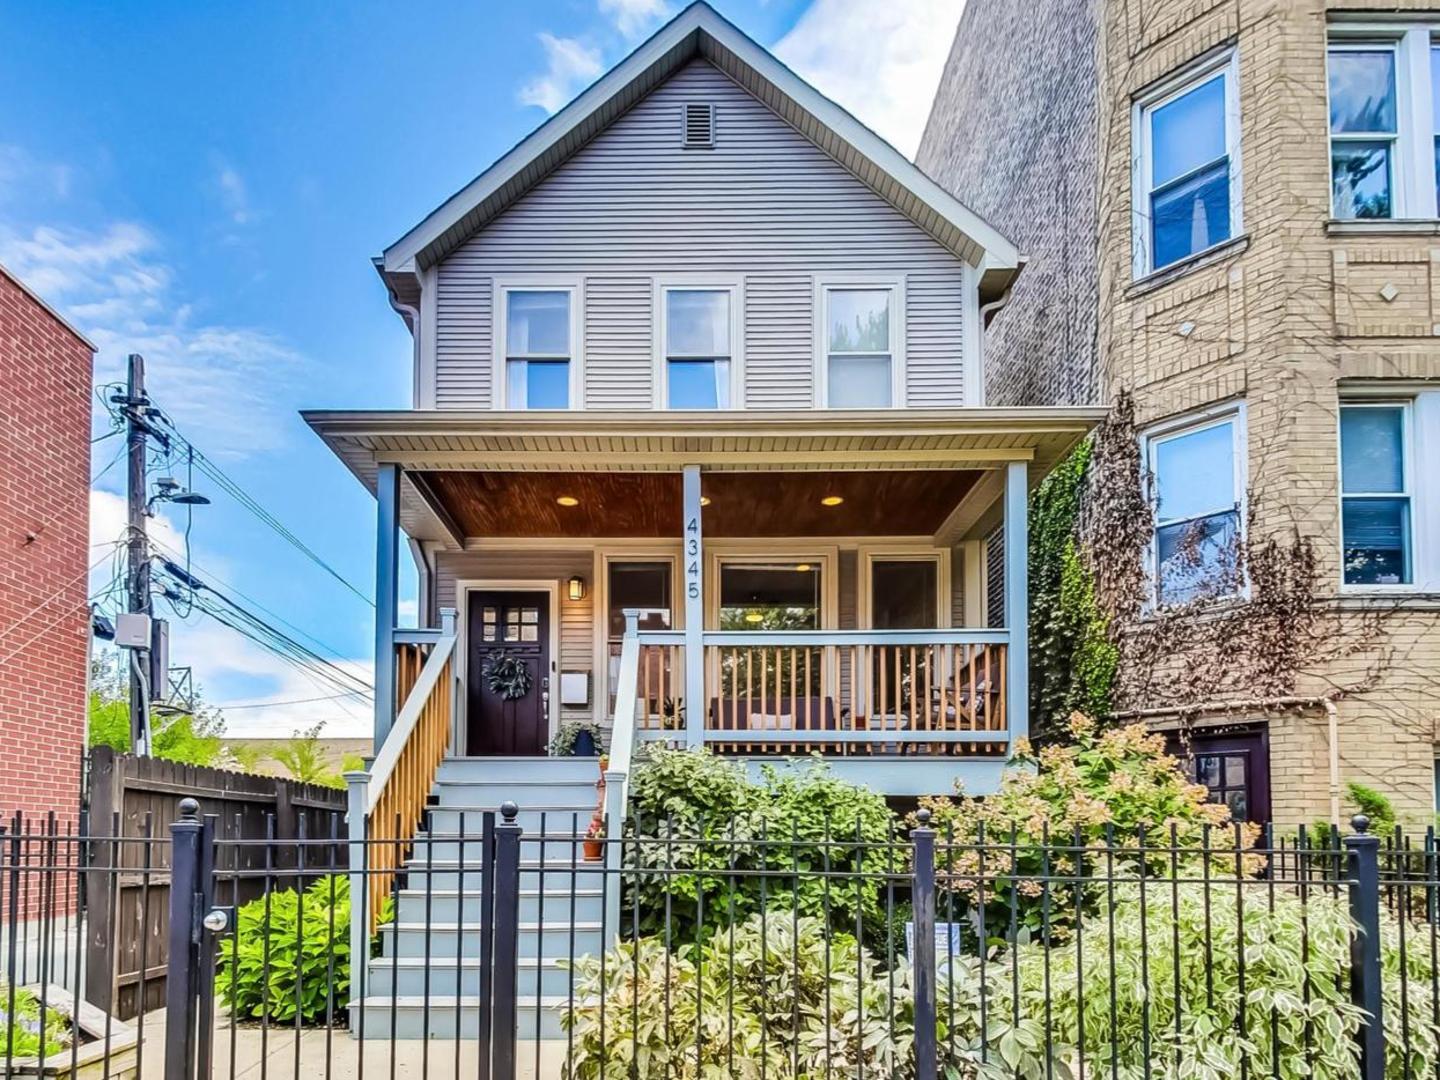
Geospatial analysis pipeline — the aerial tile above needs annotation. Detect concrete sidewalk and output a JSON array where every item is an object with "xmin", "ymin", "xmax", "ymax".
[{"xmin": 137, "ymin": 1008, "xmax": 570, "ymax": 1080}]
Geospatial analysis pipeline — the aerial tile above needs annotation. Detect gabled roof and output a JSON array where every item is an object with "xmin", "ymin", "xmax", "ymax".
[{"xmin": 378, "ymin": 1, "xmax": 1021, "ymax": 302}]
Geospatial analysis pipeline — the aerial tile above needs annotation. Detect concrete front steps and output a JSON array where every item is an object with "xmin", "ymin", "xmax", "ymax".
[{"xmin": 351, "ymin": 755, "xmax": 609, "ymax": 1041}]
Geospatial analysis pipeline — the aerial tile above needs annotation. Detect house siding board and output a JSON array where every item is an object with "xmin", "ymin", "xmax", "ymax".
[
  {"xmin": 435, "ymin": 265, "xmax": 492, "ymax": 407},
  {"xmin": 585, "ymin": 277, "xmax": 653, "ymax": 407},
  {"xmin": 432, "ymin": 59, "xmax": 970, "ymax": 409}
]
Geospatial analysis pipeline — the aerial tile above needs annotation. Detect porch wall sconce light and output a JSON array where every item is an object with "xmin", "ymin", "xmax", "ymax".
[{"xmin": 568, "ymin": 576, "xmax": 587, "ymax": 601}]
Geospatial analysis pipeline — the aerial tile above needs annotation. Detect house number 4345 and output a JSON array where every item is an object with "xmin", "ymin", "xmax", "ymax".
[{"xmin": 686, "ymin": 516, "xmax": 700, "ymax": 599}]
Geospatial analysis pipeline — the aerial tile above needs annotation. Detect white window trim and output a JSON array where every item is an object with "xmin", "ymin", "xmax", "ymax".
[
  {"xmin": 492, "ymin": 276, "xmax": 583, "ymax": 410},
  {"xmin": 652, "ymin": 277, "xmax": 744, "ymax": 410},
  {"xmin": 856, "ymin": 545, "xmax": 952, "ymax": 630},
  {"xmin": 1326, "ymin": 24, "xmax": 1438, "ymax": 221},
  {"xmin": 1131, "ymin": 48, "xmax": 1243, "ymax": 279},
  {"xmin": 813, "ymin": 274, "xmax": 907, "ymax": 409},
  {"xmin": 1138, "ymin": 401, "xmax": 1250, "ymax": 610},
  {"xmin": 1336, "ymin": 392, "xmax": 1440, "ymax": 593}
]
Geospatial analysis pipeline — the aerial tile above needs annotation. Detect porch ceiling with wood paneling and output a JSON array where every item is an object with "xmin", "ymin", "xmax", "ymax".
[
  {"xmin": 421, "ymin": 469, "xmax": 982, "ymax": 538},
  {"xmin": 303, "ymin": 407, "xmax": 1105, "ymax": 545}
]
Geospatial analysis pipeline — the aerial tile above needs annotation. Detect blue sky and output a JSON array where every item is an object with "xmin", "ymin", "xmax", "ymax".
[{"xmin": 0, "ymin": 0, "xmax": 962, "ymax": 738}]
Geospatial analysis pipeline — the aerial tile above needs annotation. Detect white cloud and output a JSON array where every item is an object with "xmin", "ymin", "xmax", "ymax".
[
  {"xmin": 0, "ymin": 145, "xmax": 73, "ymax": 203},
  {"xmin": 519, "ymin": 33, "xmax": 605, "ymax": 113},
  {"xmin": 0, "ymin": 220, "xmax": 308, "ymax": 457},
  {"xmin": 212, "ymin": 159, "xmax": 255, "ymax": 226},
  {"xmin": 774, "ymin": 0, "xmax": 965, "ymax": 159},
  {"xmin": 599, "ymin": 0, "xmax": 671, "ymax": 39}
]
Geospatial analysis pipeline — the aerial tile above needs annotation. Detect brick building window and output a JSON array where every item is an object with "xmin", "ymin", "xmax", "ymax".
[
  {"xmin": 1339, "ymin": 390, "xmax": 1440, "ymax": 591},
  {"xmin": 1141, "ymin": 404, "xmax": 1248, "ymax": 607},
  {"xmin": 1132, "ymin": 50, "xmax": 1242, "ymax": 277},
  {"xmin": 1327, "ymin": 27, "xmax": 1440, "ymax": 220}
]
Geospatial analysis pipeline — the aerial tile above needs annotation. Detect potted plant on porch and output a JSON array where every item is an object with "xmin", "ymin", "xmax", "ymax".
[
  {"xmin": 582, "ymin": 814, "xmax": 605, "ymax": 861},
  {"xmin": 548, "ymin": 720, "xmax": 604, "ymax": 758}
]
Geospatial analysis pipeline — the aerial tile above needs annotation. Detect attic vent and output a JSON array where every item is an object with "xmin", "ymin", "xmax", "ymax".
[{"xmin": 682, "ymin": 102, "xmax": 715, "ymax": 148}]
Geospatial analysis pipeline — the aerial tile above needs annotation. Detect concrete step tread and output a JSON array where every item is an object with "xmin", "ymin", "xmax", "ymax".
[
  {"xmin": 369, "ymin": 955, "xmax": 579, "ymax": 969},
  {"xmin": 395, "ymin": 887, "xmax": 603, "ymax": 898},
  {"xmin": 402, "ymin": 859, "xmax": 608, "ymax": 871},
  {"xmin": 380, "ymin": 921, "xmax": 603, "ymax": 932},
  {"xmin": 352, "ymin": 994, "xmax": 585, "ymax": 1008}
]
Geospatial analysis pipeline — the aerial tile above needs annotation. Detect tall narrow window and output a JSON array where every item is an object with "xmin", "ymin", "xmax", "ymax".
[
  {"xmin": 663, "ymin": 289, "xmax": 731, "ymax": 408},
  {"xmin": 822, "ymin": 286, "xmax": 897, "ymax": 408},
  {"xmin": 504, "ymin": 289, "xmax": 572, "ymax": 409},
  {"xmin": 1340, "ymin": 404, "xmax": 1412, "ymax": 585},
  {"xmin": 1329, "ymin": 46, "xmax": 1398, "ymax": 219},
  {"xmin": 1135, "ymin": 54, "xmax": 1239, "ymax": 275},
  {"xmin": 1146, "ymin": 411, "xmax": 1245, "ymax": 606}
]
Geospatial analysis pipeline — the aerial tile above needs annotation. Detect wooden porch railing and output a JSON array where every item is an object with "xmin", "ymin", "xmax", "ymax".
[
  {"xmin": 626, "ymin": 629, "xmax": 1011, "ymax": 756},
  {"xmin": 348, "ymin": 611, "xmax": 459, "ymax": 938}
]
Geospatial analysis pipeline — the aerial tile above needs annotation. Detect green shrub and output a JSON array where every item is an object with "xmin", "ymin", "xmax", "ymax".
[
  {"xmin": 565, "ymin": 915, "xmax": 953, "ymax": 1080},
  {"xmin": 0, "ymin": 985, "xmax": 71, "ymax": 1058},
  {"xmin": 216, "ymin": 874, "xmax": 391, "ymax": 1025},
  {"xmin": 568, "ymin": 875, "xmax": 1440, "ymax": 1080},
  {"xmin": 625, "ymin": 749, "xmax": 894, "ymax": 943},
  {"xmin": 915, "ymin": 713, "xmax": 1258, "ymax": 937}
]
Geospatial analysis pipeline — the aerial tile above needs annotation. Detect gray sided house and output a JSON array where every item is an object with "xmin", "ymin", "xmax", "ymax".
[{"xmin": 309, "ymin": 0, "xmax": 1101, "ymax": 898}]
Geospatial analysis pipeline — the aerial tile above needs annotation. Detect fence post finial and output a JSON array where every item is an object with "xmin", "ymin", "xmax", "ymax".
[
  {"xmin": 1351, "ymin": 814, "xmax": 1371, "ymax": 835},
  {"xmin": 178, "ymin": 797, "xmax": 199, "ymax": 821},
  {"xmin": 500, "ymin": 801, "xmax": 519, "ymax": 823}
]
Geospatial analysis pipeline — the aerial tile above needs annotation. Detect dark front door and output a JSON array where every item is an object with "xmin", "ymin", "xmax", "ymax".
[
  {"xmin": 1172, "ymin": 726, "xmax": 1272, "ymax": 824},
  {"xmin": 467, "ymin": 591, "xmax": 551, "ymax": 755}
]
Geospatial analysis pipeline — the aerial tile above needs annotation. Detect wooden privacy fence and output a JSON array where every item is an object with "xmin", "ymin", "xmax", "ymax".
[{"xmin": 83, "ymin": 747, "xmax": 348, "ymax": 1020}]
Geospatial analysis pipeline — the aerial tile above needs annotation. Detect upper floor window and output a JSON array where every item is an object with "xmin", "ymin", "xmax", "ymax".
[
  {"xmin": 659, "ymin": 286, "xmax": 735, "ymax": 409},
  {"xmin": 1143, "ymin": 405, "xmax": 1247, "ymax": 607},
  {"xmin": 501, "ymin": 286, "xmax": 575, "ymax": 409},
  {"xmin": 816, "ymin": 279, "xmax": 903, "ymax": 408},
  {"xmin": 1133, "ymin": 51, "xmax": 1241, "ymax": 277},
  {"xmin": 1328, "ymin": 28, "xmax": 1440, "ymax": 219},
  {"xmin": 1340, "ymin": 402, "xmax": 1413, "ymax": 584}
]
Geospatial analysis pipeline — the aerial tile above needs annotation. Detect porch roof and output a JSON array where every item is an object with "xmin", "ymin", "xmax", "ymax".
[{"xmin": 302, "ymin": 407, "xmax": 1104, "ymax": 546}]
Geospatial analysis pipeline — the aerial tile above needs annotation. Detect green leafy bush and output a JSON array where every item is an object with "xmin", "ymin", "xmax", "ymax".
[
  {"xmin": 0, "ymin": 985, "xmax": 71, "ymax": 1058},
  {"xmin": 625, "ymin": 749, "xmax": 894, "ymax": 942},
  {"xmin": 216, "ymin": 874, "xmax": 391, "ymax": 1025},
  {"xmin": 915, "ymin": 713, "xmax": 1258, "ymax": 936},
  {"xmin": 567, "ymin": 876, "xmax": 1440, "ymax": 1080},
  {"xmin": 565, "ymin": 914, "xmax": 968, "ymax": 1080}
]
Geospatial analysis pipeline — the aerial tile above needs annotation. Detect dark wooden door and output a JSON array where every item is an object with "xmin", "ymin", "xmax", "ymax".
[
  {"xmin": 467, "ymin": 591, "xmax": 551, "ymax": 755},
  {"xmin": 1172, "ymin": 727, "xmax": 1272, "ymax": 823}
]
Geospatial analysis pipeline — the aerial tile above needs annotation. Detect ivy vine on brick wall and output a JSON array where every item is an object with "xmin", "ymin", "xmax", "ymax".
[{"xmin": 1027, "ymin": 437, "xmax": 1117, "ymax": 746}]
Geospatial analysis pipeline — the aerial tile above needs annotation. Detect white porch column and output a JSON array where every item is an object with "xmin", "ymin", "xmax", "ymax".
[
  {"xmin": 1003, "ymin": 461, "xmax": 1029, "ymax": 747},
  {"xmin": 682, "ymin": 465, "xmax": 704, "ymax": 749},
  {"xmin": 374, "ymin": 463, "xmax": 401, "ymax": 746}
]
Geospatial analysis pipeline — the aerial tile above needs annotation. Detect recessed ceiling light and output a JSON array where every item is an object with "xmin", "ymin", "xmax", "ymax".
[
  {"xmin": 556, "ymin": 495, "xmax": 580, "ymax": 507},
  {"xmin": 795, "ymin": 564, "xmax": 812, "ymax": 572},
  {"xmin": 744, "ymin": 611, "xmax": 764, "ymax": 624},
  {"xmin": 820, "ymin": 495, "xmax": 844, "ymax": 507},
  {"xmin": 700, "ymin": 496, "xmax": 711, "ymax": 506}
]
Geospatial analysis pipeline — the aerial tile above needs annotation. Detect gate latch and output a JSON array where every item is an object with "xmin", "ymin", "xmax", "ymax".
[{"xmin": 202, "ymin": 906, "xmax": 233, "ymax": 934}]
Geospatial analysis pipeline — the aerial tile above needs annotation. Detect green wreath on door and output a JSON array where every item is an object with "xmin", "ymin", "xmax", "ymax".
[{"xmin": 481, "ymin": 650, "xmax": 533, "ymax": 701}]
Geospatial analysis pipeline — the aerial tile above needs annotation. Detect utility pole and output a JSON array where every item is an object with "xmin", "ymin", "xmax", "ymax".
[{"xmin": 122, "ymin": 354, "xmax": 152, "ymax": 755}]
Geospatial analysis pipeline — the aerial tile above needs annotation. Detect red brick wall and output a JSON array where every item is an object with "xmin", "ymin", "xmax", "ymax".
[{"xmin": 0, "ymin": 266, "xmax": 94, "ymax": 823}]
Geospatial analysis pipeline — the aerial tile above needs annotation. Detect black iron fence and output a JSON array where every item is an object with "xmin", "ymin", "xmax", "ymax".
[{"xmin": 1, "ymin": 806, "xmax": 1438, "ymax": 1080}]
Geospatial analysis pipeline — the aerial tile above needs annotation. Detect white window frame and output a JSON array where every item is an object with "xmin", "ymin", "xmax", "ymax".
[
  {"xmin": 1131, "ymin": 48, "xmax": 1243, "ymax": 279},
  {"xmin": 652, "ymin": 277, "xmax": 744, "ymax": 410},
  {"xmin": 813, "ymin": 274, "xmax": 906, "ymax": 409},
  {"xmin": 1139, "ymin": 401, "xmax": 1249, "ymax": 609},
  {"xmin": 1336, "ymin": 388, "xmax": 1440, "ymax": 593},
  {"xmin": 493, "ymin": 277, "xmax": 583, "ymax": 410},
  {"xmin": 1326, "ymin": 24, "xmax": 1438, "ymax": 220}
]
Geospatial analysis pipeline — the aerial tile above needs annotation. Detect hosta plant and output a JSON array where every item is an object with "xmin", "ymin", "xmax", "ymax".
[{"xmin": 216, "ymin": 874, "xmax": 392, "ymax": 1025}]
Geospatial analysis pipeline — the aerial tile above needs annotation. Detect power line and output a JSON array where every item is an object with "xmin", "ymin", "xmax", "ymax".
[
  {"xmin": 144, "ymin": 410, "xmax": 375, "ymax": 608},
  {"xmin": 211, "ymin": 690, "xmax": 371, "ymax": 711}
]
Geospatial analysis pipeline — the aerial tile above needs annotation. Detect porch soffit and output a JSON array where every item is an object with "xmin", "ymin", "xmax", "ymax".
[
  {"xmin": 419, "ymin": 469, "xmax": 983, "ymax": 539},
  {"xmin": 302, "ymin": 408, "xmax": 1105, "ymax": 545}
]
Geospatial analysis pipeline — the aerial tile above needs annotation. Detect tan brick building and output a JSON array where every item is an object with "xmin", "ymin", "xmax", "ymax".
[{"xmin": 920, "ymin": 0, "xmax": 1440, "ymax": 825}]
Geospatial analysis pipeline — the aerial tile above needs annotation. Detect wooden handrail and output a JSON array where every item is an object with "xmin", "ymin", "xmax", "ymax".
[{"xmin": 362, "ymin": 624, "xmax": 457, "ymax": 932}]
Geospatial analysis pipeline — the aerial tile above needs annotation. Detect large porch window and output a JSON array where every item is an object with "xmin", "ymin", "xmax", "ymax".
[{"xmin": 717, "ymin": 562, "xmax": 821, "ymax": 630}]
